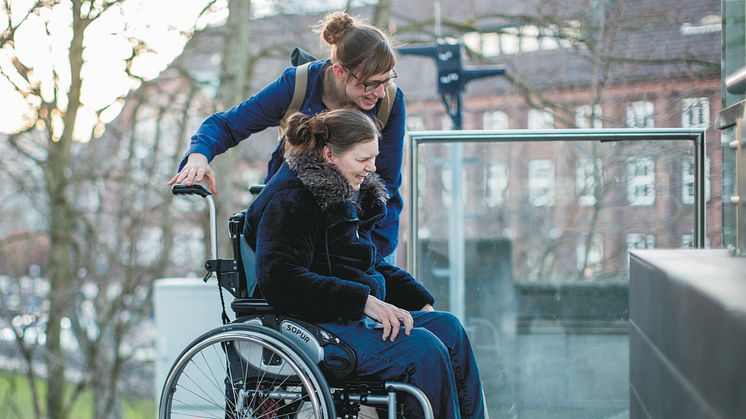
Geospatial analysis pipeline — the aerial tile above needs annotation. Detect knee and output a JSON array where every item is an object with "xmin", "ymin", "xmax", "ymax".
[
  {"xmin": 436, "ymin": 311, "xmax": 466, "ymax": 333},
  {"xmin": 406, "ymin": 329, "xmax": 450, "ymax": 368}
]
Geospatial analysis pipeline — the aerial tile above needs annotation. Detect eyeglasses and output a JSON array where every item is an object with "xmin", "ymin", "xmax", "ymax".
[{"xmin": 344, "ymin": 66, "xmax": 398, "ymax": 93}]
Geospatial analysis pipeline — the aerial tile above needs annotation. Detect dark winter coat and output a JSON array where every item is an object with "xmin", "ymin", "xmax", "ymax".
[{"xmin": 243, "ymin": 152, "xmax": 434, "ymax": 323}]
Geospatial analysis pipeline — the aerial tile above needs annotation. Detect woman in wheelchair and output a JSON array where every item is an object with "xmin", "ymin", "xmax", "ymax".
[{"xmin": 243, "ymin": 109, "xmax": 485, "ymax": 418}]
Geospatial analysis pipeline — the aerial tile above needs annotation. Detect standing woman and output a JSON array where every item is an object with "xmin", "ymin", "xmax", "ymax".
[
  {"xmin": 168, "ymin": 11, "xmax": 406, "ymax": 260},
  {"xmin": 245, "ymin": 109, "xmax": 485, "ymax": 418}
]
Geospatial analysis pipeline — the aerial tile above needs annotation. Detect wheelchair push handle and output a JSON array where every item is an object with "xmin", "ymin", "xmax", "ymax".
[
  {"xmin": 170, "ymin": 183, "xmax": 218, "ymax": 261},
  {"xmin": 249, "ymin": 184, "xmax": 265, "ymax": 196},
  {"xmin": 171, "ymin": 183, "xmax": 211, "ymax": 197}
]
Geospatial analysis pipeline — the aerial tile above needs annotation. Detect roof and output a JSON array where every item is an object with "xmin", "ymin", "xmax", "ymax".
[{"xmin": 172, "ymin": 0, "xmax": 720, "ymax": 102}]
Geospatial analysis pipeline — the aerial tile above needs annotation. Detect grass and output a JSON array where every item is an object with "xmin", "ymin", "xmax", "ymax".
[{"xmin": 0, "ymin": 370, "xmax": 156, "ymax": 419}]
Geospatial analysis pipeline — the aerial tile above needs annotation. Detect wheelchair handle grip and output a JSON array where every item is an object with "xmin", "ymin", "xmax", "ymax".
[
  {"xmin": 249, "ymin": 184, "xmax": 265, "ymax": 196},
  {"xmin": 172, "ymin": 184, "xmax": 211, "ymax": 197}
]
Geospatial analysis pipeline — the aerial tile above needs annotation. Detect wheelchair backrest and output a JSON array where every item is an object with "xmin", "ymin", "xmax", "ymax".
[
  {"xmin": 229, "ymin": 210, "xmax": 257, "ymax": 298},
  {"xmin": 238, "ymin": 233, "xmax": 258, "ymax": 296}
]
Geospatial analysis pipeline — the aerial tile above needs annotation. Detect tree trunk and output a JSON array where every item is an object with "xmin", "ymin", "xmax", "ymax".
[
  {"xmin": 213, "ymin": 0, "xmax": 253, "ymax": 260},
  {"xmin": 373, "ymin": 0, "xmax": 392, "ymax": 30},
  {"xmin": 45, "ymin": 1, "xmax": 87, "ymax": 417}
]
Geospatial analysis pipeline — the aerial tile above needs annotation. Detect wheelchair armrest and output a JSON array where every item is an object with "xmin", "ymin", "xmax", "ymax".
[{"xmin": 231, "ymin": 297, "xmax": 275, "ymax": 315}]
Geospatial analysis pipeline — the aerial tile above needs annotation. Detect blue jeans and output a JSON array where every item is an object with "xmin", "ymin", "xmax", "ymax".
[{"xmin": 320, "ymin": 311, "xmax": 484, "ymax": 418}]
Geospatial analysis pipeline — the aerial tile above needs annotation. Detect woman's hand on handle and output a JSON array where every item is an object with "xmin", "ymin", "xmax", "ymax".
[
  {"xmin": 168, "ymin": 153, "xmax": 218, "ymax": 195},
  {"xmin": 364, "ymin": 295, "xmax": 413, "ymax": 342}
]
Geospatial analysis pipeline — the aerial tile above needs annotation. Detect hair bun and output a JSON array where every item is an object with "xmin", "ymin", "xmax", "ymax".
[
  {"xmin": 309, "ymin": 117, "xmax": 329, "ymax": 143},
  {"xmin": 322, "ymin": 11, "xmax": 355, "ymax": 45},
  {"xmin": 285, "ymin": 112, "xmax": 313, "ymax": 147}
]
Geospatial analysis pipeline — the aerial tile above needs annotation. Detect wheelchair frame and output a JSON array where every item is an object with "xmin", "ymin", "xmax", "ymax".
[{"xmin": 159, "ymin": 184, "xmax": 434, "ymax": 419}]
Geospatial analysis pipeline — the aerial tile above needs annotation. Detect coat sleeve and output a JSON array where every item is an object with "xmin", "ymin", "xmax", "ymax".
[
  {"xmin": 178, "ymin": 66, "xmax": 296, "ymax": 170},
  {"xmin": 370, "ymin": 87, "xmax": 406, "ymax": 257},
  {"xmin": 254, "ymin": 188, "xmax": 370, "ymax": 321},
  {"xmin": 375, "ymin": 254, "xmax": 435, "ymax": 311}
]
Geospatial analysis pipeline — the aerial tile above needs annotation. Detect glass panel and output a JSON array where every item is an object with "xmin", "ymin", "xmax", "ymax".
[
  {"xmin": 723, "ymin": 0, "xmax": 745, "ymax": 107},
  {"xmin": 722, "ymin": 126, "xmax": 739, "ymax": 248},
  {"xmin": 413, "ymin": 136, "xmax": 698, "ymax": 418}
]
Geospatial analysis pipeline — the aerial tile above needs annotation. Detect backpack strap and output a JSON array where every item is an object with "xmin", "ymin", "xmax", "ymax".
[
  {"xmin": 376, "ymin": 82, "xmax": 397, "ymax": 130},
  {"xmin": 280, "ymin": 62, "xmax": 310, "ymax": 132},
  {"xmin": 289, "ymin": 62, "xmax": 309, "ymax": 115}
]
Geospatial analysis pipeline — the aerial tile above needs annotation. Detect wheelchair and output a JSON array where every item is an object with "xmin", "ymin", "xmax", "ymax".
[{"xmin": 159, "ymin": 184, "xmax": 434, "ymax": 419}]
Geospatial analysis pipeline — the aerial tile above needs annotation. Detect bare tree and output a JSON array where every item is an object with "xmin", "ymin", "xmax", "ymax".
[{"xmin": 0, "ymin": 1, "xmax": 221, "ymax": 417}]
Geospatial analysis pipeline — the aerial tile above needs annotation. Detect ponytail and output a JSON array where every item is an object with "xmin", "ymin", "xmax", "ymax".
[{"xmin": 284, "ymin": 110, "xmax": 378, "ymax": 156}]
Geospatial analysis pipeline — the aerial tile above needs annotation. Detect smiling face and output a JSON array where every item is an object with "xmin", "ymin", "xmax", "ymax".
[
  {"xmin": 345, "ymin": 70, "xmax": 395, "ymax": 110},
  {"xmin": 332, "ymin": 63, "xmax": 395, "ymax": 111},
  {"xmin": 324, "ymin": 138, "xmax": 379, "ymax": 190}
]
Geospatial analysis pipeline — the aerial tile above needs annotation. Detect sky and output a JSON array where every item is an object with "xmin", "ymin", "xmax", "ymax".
[
  {"xmin": 0, "ymin": 0, "xmax": 231, "ymax": 139},
  {"xmin": 0, "ymin": 0, "xmax": 374, "ymax": 141}
]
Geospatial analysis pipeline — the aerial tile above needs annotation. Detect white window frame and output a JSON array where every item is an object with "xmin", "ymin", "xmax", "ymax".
[
  {"xmin": 576, "ymin": 158, "xmax": 603, "ymax": 207},
  {"xmin": 441, "ymin": 164, "xmax": 466, "ymax": 206},
  {"xmin": 626, "ymin": 101, "xmax": 655, "ymax": 128},
  {"xmin": 681, "ymin": 97, "xmax": 710, "ymax": 129},
  {"xmin": 440, "ymin": 115, "xmax": 453, "ymax": 130},
  {"xmin": 576, "ymin": 233, "xmax": 604, "ymax": 276},
  {"xmin": 575, "ymin": 104, "xmax": 603, "ymax": 128},
  {"xmin": 407, "ymin": 115, "xmax": 425, "ymax": 132},
  {"xmin": 485, "ymin": 162, "xmax": 509, "ymax": 207},
  {"xmin": 681, "ymin": 234, "xmax": 695, "ymax": 249},
  {"xmin": 528, "ymin": 160, "xmax": 555, "ymax": 207},
  {"xmin": 682, "ymin": 156, "xmax": 710, "ymax": 204},
  {"xmin": 627, "ymin": 157, "xmax": 656, "ymax": 206},
  {"xmin": 482, "ymin": 110, "xmax": 509, "ymax": 130},
  {"xmin": 527, "ymin": 108, "xmax": 554, "ymax": 129},
  {"xmin": 626, "ymin": 233, "xmax": 656, "ymax": 250}
]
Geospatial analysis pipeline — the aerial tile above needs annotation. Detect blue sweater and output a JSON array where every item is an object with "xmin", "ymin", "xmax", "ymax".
[{"xmin": 179, "ymin": 59, "xmax": 406, "ymax": 257}]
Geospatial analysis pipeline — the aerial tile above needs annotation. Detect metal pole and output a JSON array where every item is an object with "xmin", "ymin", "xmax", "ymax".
[
  {"xmin": 447, "ymin": 92, "xmax": 465, "ymax": 321},
  {"xmin": 694, "ymin": 131, "xmax": 707, "ymax": 248},
  {"xmin": 448, "ymin": 142, "xmax": 465, "ymax": 322}
]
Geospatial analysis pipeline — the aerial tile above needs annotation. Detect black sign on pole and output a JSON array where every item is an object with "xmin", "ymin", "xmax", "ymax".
[{"xmin": 399, "ymin": 41, "xmax": 506, "ymax": 129}]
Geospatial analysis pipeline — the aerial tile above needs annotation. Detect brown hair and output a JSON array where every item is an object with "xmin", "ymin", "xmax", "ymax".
[
  {"xmin": 284, "ymin": 110, "xmax": 379, "ymax": 156},
  {"xmin": 315, "ymin": 11, "xmax": 396, "ymax": 81}
]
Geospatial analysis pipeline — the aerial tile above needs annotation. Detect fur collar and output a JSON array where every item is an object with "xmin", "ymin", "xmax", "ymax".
[{"xmin": 285, "ymin": 152, "xmax": 388, "ymax": 213}]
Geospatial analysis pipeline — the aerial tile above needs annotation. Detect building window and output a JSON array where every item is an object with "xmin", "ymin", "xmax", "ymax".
[
  {"xmin": 576, "ymin": 234, "xmax": 604, "ymax": 277},
  {"xmin": 483, "ymin": 110, "xmax": 509, "ymax": 130},
  {"xmin": 528, "ymin": 108, "xmax": 554, "ymax": 129},
  {"xmin": 626, "ymin": 233, "xmax": 656, "ymax": 250},
  {"xmin": 627, "ymin": 157, "xmax": 655, "ymax": 206},
  {"xmin": 521, "ymin": 25, "xmax": 540, "ymax": 52},
  {"xmin": 500, "ymin": 27, "xmax": 520, "ymax": 54},
  {"xmin": 575, "ymin": 104, "xmax": 603, "ymax": 128},
  {"xmin": 681, "ymin": 97, "xmax": 710, "ymax": 129},
  {"xmin": 680, "ymin": 15, "xmax": 721, "ymax": 35},
  {"xmin": 463, "ymin": 24, "xmax": 572, "ymax": 57},
  {"xmin": 576, "ymin": 158, "xmax": 603, "ymax": 206},
  {"xmin": 681, "ymin": 234, "xmax": 695, "ymax": 248},
  {"xmin": 485, "ymin": 162, "xmax": 509, "ymax": 207},
  {"xmin": 440, "ymin": 115, "xmax": 453, "ymax": 130},
  {"xmin": 682, "ymin": 157, "xmax": 711, "ymax": 204},
  {"xmin": 529, "ymin": 160, "xmax": 555, "ymax": 207},
  {"xmin": 407, "ymin": 115, "xmax": 425, "ymax": 131},
  {"xmin": 626, "ymin": 101, "xmax": 655, "ymax": 128},
  {"xmin": 441, "ymin": 164, "xmax": 466, "ymax": 206}
]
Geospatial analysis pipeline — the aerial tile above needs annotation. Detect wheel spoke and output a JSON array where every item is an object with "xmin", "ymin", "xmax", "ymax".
[{"xmin": 161, "ymin": 326, "xmax": 333, "ymax": 419}]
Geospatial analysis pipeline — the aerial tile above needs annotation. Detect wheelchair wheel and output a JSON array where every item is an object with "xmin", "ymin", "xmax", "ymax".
[{"xmin": 159, "ymin": 323, "xmax": 336, "ymax": 419}]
